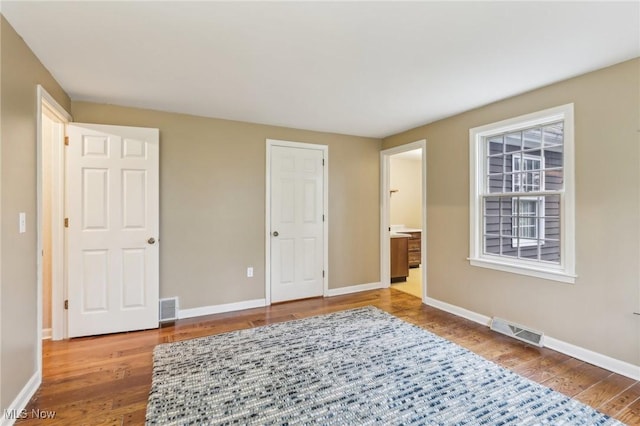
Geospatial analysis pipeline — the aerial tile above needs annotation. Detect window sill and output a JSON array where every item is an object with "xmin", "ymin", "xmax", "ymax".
[{"xmin": 468, "ymin": 257, "xmax": 576, "ymax": 284}]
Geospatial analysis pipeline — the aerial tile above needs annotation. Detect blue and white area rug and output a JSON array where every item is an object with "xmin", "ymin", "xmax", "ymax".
[{"xmin": 146, "ymin": 307, "xmax": 623, "ymax": 425}]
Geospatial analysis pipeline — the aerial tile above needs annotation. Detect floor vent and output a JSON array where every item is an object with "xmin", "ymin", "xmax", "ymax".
[
  {"xmin": 159, "ymin": 297, "xmax": 178, "ymax": 322},
  {"xmin": 490, "ymin": 317, "xmax": 544, "ymax": 347}
]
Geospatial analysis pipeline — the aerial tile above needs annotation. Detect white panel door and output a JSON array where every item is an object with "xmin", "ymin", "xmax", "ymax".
[
  {"xmin": 271, "ymin": 146, "xmax": 324, "ymax": 303},
  {"xmin": 67, "ymin": 123, "xmax": 159, "ymax": 337}
]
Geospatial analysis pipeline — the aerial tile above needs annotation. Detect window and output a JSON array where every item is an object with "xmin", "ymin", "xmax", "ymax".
[
  {"xmin": 511, "ymin": 154, "xmax": 544, "ymax": 247},
  {"xmin": 469, "ymin": 104, "xmax": 575, "ymax": 283}
]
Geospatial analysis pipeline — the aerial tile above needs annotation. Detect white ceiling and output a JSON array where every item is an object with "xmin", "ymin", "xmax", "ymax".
[{"xmin": 2, "ymin": 1, "xmax": 638, "ymax": 138}]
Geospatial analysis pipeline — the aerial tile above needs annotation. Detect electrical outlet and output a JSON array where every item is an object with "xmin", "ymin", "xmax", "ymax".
[{"xmin": 247, "ymin": 267, "xmax": 253, "ymax": 278}]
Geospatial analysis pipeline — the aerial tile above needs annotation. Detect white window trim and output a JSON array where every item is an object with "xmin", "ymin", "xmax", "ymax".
[{"xmin": 469, "ymin": 104, "xmax": 576, "ymax": 284}]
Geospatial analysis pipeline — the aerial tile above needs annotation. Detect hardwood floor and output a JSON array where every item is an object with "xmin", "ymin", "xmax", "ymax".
[{"xmin": 21, "ymin": 289, "xmax": 640, "ymax": 425}]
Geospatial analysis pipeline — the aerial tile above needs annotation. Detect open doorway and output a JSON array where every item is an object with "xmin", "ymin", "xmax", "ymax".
[
  {"xmin": 380, "ymin": 140, "xmax": 426, "ymax": 302},
  {"xmin": 389, "ymin": 149, "xmax": 423, "ymax": 297}
]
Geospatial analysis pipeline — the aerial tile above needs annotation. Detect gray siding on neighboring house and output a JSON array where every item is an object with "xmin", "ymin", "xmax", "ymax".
[{"xmin": 484, "ymin": 141, "xmax": 562, "ymax": 263}]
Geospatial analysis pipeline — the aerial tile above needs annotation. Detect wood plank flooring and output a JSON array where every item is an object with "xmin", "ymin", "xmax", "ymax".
[{"xmin": 20, "ymin": 289, "xmax": 640, "ymax": 425}]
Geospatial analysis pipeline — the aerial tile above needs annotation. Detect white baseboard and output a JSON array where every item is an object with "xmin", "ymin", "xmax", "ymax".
[
  {"xmin": 178, "ymin": 298, "xmax": 266, "ymax": 319},
  {"xmin": 41, "ymin": 328, "xmax": 52, "ymax": 340},
  {"xmin": 425, "ymin": 297, "xmax": 492, "ymax": 327},
  {"xmin": 544, "ymin": 336, "xmax": 640, "ymax": 381},
  {"xmin": 1, "ymin": 371, "xmax": 41, "ymax": 426},
  {"xmin": 325, "ymin": 282, "xmax": 383, "ymax": 297},
  {"xmin": 425, "ymin": 296, "xmax": 640, "ymax": 381},
  {"xmin": 178, "ymin": 283, "xmax": 384, "ymax": 319}
]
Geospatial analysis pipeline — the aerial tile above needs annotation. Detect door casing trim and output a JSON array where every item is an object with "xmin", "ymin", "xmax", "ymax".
[
  {"xmin": 36, "ymin": 85, "xmax": 72, "ymax": 372},
  {"xmin": 265, "ymin": 139, "xmax": 329, "ymax": 305}
]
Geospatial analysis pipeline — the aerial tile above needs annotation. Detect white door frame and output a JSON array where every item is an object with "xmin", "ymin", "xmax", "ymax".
[
  {"xmin": 36, "ymin": 85, "xmax": 72, "ymax": 367},
  {"xmin": 265, "ymin": 139, "xmax": 328, "ymax": 305},
  {"xmin": 380, "ymin": 140, "xmax": 427, "ymax": 302}
]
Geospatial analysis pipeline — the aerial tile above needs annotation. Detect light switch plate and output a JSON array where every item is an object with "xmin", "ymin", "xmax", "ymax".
[
  {"xmin": 19, "ymin": 212, "xmax": 26, "ymax": 233},
  {"xmin": 247, "ymin": 267, "xmax": 253, "ymax": 278}
]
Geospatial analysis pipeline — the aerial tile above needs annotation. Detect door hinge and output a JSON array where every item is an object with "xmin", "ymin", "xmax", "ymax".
[
  {"xmin": 64, "ymin": 300, "xmax": 69, "ymax": 310},
  {"xmin": 322, "ymin": 214, "xmax": 325, "ymax": 222},
  {"xmin": 64, "ymin": 136, "xmax": 69, "ymax": 146},
  {"xmin": 64, "ymin": 218, "xmax": 69, "ymax": 228},
  {"xmin": 322, "ymin": 159, "xmax": 325, "ymax": 166},
  {"xmin": 322, "ymin": 270, "xmax": 325, "ymax": 278}
]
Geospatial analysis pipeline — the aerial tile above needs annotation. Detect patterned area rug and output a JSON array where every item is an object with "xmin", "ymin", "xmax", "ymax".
[{"xmin": 146, "ymin": 307, "xmax": 623, "ymax": 425}]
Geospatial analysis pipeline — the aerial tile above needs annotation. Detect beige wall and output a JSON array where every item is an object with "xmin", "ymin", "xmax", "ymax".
[
  {"xmin": 71, "ymin": 102, "xmax": 381, "ymax": 309},
  {"xmin": 0, "ymin": 16, "xmax": 71, "ymax": 410},
  {"xmin": 383, "ymin": 58, "xmax": 640, "ymax": 366},
  {"xmin": 390, "ymin": 157, "xmax": 422, "ymax": 229}
]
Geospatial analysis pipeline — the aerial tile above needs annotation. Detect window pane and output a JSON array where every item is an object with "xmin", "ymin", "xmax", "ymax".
[
  {"xmin": 505, "ymin": 132, "xmax": 521, "ymax": 152},
  {"xmin": 519, "ymin": 242, "xmax": 540, "ymax": 260},
  {"xmin": 484, "ymin": 234, "xmax": 501, "ymax": 255},
  {"xmin": 488, "ymin": 174, "xmax": 504, "ymax": 193},
  {"xmin": 500, "ymin": 214, "xmax": 513, "ymax": 237},
  {"xmin": 487, "ymin": 155, "xmax": 502, "ymax": 174},
  {"xmin": 484, "ymin": 215, "xmax": 499, "ymax": 235},
  {"xmin": 487, "ymin": 153, "xmax": 505, "ymax": 193},
  {"xmin": 501, "ymin": 243, "xmax": 518, "ymax": 258},
  {"xmin": 500, "ymin": 197, "xmax": 512, "ymax": 218},
  {"xmin": 540, "ymin": 239, "xmax": 560, "ymax": 263},
  {"xmin": 484, "ymin": 197, "xmax": 500, "ymax": 215},
  {"xmin": 545, "ymin": 217, "xmax": 560, "ymax": 240},
  {"xmin": 544, "ymin": 146, "xmax": 563, "ymax": 165},
  {"xmin": 487, "ymin": 136, "xmax": 503, "ymax": 155},
  {"xmin": 523, "ymin": 127, "xmax": 542, "ymax": 151},
  {"xmin": 544, "ymin": 195, "xmax": 561, "ymax": 218},
  {"xmin": 544, "ymin": 169, "xmax": 563, "ymax": 191},
  {"xmin": 503, "ymin": 155, "xmax": 512, "ymax": 192},
  {"xmin": 543, "ymin": 122, "xmax": 564, "ymax": 147}
]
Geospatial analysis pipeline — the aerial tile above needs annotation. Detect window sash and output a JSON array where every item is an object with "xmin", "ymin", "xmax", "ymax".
[
  {"xmin": 482, "ymin": 194, "xmax": 553, "ymax": 260},
  {"xmin": 484, "ymin": 120, "xmax": 563, "ymax": 196}
]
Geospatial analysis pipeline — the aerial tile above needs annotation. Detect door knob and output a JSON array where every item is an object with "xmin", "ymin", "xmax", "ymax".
[
  {"xmin": 148, "ymin": 237, "xmax": 156, "ymax": 245},
  {"xmin": 272, "ymin": 231, "xmax": 279, "ymax": 237}
]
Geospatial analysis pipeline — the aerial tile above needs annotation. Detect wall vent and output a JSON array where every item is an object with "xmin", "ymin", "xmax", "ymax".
[
  {"xmin": 490, "ymin": 317, "xmax": 544, "ymax": 347},
  {"xmin": 159, "ymin": 297, "xmax": 178, "ymax": 322}
]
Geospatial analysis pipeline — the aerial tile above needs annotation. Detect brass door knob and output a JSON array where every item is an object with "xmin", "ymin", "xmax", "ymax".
[{"xmin": 148, "ymin": 237, "xmax": 156, "ymax": 245}]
